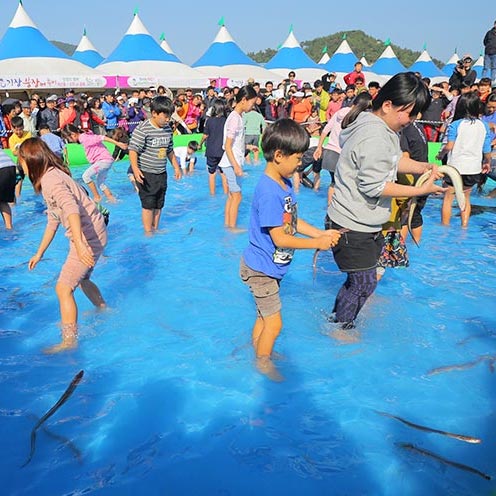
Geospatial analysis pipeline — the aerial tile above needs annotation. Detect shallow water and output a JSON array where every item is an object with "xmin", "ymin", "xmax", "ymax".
[{"xmin": 1, "ymin": 158, "xmax": 495, "ymax": 496}]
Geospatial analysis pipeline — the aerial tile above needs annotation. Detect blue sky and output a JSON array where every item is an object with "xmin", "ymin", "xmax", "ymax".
[{"xmin": 1, "ymin": 0, "xmax": 494, "ymax": 65}]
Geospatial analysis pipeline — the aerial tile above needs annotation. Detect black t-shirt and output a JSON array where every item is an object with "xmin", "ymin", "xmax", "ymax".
[
  {"xmin": 422, "ymin": 98, "xmax": 446, "ymax": 122},
  {"xmin": 400, "ymin": 122, "xmax": 428, "ymax": 163}
]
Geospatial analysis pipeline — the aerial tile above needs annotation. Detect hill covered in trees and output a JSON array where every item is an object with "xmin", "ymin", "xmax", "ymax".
[{"xmin": 248, "ymin": 30, "xmax": 444, "ymax": 69}]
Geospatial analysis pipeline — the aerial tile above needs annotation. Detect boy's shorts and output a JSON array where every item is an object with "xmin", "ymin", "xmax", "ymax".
[
  {"xmin": 206, "ymin": 156, "xmax": 223, "ymax": 175},
  {"xmin": 245, "ymin": 135, "xmax": 259, "ymax": 147},
  {"xmin": 0, "ymin": 166, "xmax": 16, "ymax": 203},
  {"xmin": 443, "ymin": 173, "xmax": 481, "ymax": 190},
  {"xmin": 137, "ymin": 170, "xmax": 167, "ymax": 210},
  {"xmin": 240, "ymin": 258, "xmax": 281, "ymax": 317},
  {"xmin": 221, "ymin": 166, "xmax": 241, "ymax": 193}
]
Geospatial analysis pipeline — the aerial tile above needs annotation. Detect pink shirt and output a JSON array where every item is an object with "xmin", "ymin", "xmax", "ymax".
[
  {"xmin": 41, "ymin": 167, "xmax": 107, "ymax": 250},
  {"xmin": 322, "ymin": 107, "xmax": 351, "ymax": 153},
  {"xmin": 78, "ymin": 132, "xmax": 113, "ymax": 164}
]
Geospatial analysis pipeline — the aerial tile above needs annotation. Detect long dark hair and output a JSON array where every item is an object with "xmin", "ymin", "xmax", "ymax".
[
  {"xmin": 342, "ymin": 92, "xmax": 373, "ymax": 129},
  {"xmin": 235, "ymin": 85, "xmax": 257, "ymax": 103},
  {"xmin": 18, "ymin": 138, "xmax": 71, "ymax": 193}
]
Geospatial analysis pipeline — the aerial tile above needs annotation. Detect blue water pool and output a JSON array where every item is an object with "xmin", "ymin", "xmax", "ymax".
[{"xmin": 1, "ymin": 157, "xmax": 495, "ymax": 495}]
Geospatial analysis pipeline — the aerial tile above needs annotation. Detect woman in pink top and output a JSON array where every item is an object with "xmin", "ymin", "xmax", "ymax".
[
  {"xmin": 18, "ymin": 138, "xmax": 108, "ymax": 354},
  {"xmin": 62, "ymin": 124, "xmax": 127, "ymax": 203}
]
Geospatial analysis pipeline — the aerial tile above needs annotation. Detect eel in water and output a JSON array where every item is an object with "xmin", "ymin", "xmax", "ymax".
[
  {"xmin": 408, "ymin": 165, "xmax": 466, "ymax": 247},
  {"xmin": 397, "ymin": 442, "xmax": 491, "ymax": 480},
  {"xmin": 21, "ymin": 370, "xmax": 84, "ymax": 468},
  {"xmin": 427, "ymin": 355, "xmax": 496, "ymax": 376},
  {"xmin": 375, "ymin": 410, "xmax": 481, "ymax": 444}
]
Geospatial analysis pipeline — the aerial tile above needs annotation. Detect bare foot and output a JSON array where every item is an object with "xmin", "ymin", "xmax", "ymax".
[
  {"xmin": 106, "ymin": 196, "xmax": 117, "ymax": 204},
  {"xmin": 330, "ymin": 327, "xmax": 361, "ymax": 344},
  {"xmin": 256, "ymin": 357, "xmax": 285, "ymax": 382},
  {"xmin": 227, "ymin": 227, "xmax": 247, "ymax": 234},
  {"xmin": 43, "ymin": 339, "xmax": 77, "ymax": 354}
]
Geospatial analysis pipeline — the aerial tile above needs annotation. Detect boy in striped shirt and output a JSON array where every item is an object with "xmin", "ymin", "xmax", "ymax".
[{"xmin": 129, "ymin": 96, "xmax": 182, "ymax": 234}]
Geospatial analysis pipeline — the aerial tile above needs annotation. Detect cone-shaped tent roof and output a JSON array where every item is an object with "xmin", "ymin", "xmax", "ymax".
[
  {"xmin": 360, "ymin": 55, "xmax": 370, "ymax": 67},
  {"xmin": 159, "ymin": 33, "xmax": 181, "ymax": 63},
  {"xmin": 265, "ymin": 29, "xmax": 323, "ymax": 81},
  {"xmin": 318, "ymin": 47, "xmax": 330, "ymax": 65},
  {"xmin": 473, "ymin": 53, "xmax": 484, "ymax": 79},
  {"xmin": 443, "ymin": 50, "xmax": 459, "ymax": 76},
  {"xmin": 0, "ymin": 2, "xmax": 102, "ymax": 87},
  {"xmin": 98, "ymin": 13, "xmax": 207, "ymax": 87},
  {"xmin": 192, "ymin": 22, "xmax": 278, "ymax": 83},
  {"xmin": 408, "ymin": 49, "xmax": 446, "ymax": 81},
  {"xmin": 370, "ymin": 44, "xmax": 406, "ymax": 78},
  {"xmin": 324, "ymin": 38, "xmax": 359, "ymax": 73},
  {"xmin": 73, "ymin": 29, "xmax": 104, "ymax": 68}
]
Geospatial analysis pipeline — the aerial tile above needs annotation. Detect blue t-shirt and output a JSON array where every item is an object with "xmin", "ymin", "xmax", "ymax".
[
  {"xmin": 482, "ymin": 112, "xmax": 496, "ymax": 142},
  {"xmin": 243, "ymin": 174, "xmax": 298, "ymax": 279}
]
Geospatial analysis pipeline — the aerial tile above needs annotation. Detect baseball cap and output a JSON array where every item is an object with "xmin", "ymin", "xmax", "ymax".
[
  {"xmin": 46, "ymin": 94, "xmax": 58, "ymax": 102},
  {"xmin": 293, "ymin": 91, "xmax": 304, "ymax": 98}
]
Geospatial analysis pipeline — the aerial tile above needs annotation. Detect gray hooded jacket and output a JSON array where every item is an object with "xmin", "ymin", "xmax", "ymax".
[{"xmin": 327, "ymin": 112, "xmax": 401, "ymax": 232}]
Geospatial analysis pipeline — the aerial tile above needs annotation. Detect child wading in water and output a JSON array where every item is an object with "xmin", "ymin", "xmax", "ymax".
[
  {"xmin": 62, "ymin": 124, "xmax": 127, "ymax": 204},
  {"xmin": 219, "ymin": 85, "xmax": 258, "ymax": 230},
  {"xmin": 240, "ymin": 119, "xmax": 341, "ymax": 381},
  {"xmin": 129, "ymin": 96, "xmax": 182, "ymax": 235},
  {"xmin": 19, "ymin": 138, "xmax": 107, "ymax": 354},
  {"xmin": 437, "ymin": 92, "xmax": 492, "ymax": 227},
  {"xmin": 326, "ymin": 72, "xmax": 446, "ymax": 341}
]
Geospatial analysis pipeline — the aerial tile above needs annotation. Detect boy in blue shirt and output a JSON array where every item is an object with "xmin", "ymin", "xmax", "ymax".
[{"xmin": 240, "ymin": 119, "xmax": 341, "ymax": 381}]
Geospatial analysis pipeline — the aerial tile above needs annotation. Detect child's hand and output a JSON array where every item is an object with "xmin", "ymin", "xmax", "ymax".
[
  {"xmin": 119, "ymin": 143, "xmax": 128, "ymax": 150},
  {"xmin": 418, "ymin": 170, "xmax": 447, "ymax": 196},
  {"xmin": 74, "ymin": 242, "xmax": 95, "ymax": 268},
  {"xmin": 28, "ymin": 254, "xmax": 41, "ymax": 270},
  {"xmin": 132, "ymin": 167, "xmax": 145, "ymax": 184},
  {"xmin": 316, "ymin": 230, "xmax": 341, "ymax": 250}
]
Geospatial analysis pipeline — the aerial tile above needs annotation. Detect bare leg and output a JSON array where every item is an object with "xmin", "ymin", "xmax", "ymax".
[
  {"xmin": 44, "ymin": 282, "xmax": 78, "ymax": 354},
  {"xmin": 313, "ymin": 172, "xmax": 321, "ymax": 191},
  {"xmin": 86, "ymin": 181, "xmax": 102, "ymax": 203},
  {"xmin": 327, "ymin": 185, "xmax": 335, "ymax": 205},
  {"xmin": 152, "ymin": 208, "xmax": 162, "ymax": 231},
  {"xmin": 400, "ymin": 224, "xmax": 423, "ymax": 245},
  {"xmin": 221, "ymin": 172, "xmax": 228, "ymax": 195},
  {"xmin": 0, "ymin": 202, "xmax": 13, "ymax": 229},
  {"xmin": 293, "ymin": 171, "xmax": 300, "ymax": 193},
  {"xmin": 460, "ymin": 189, "xmax": 472, "ymax": 228},
  {"xmin": 15, "ymin": 179, "xmax": 23, "ymax": 200},
  {"xmin": 102, "ymin": 187, "xmax": 117, "ymax": 203},
  {"xmin": 255, "ymin": 312, "xmax": 284, "ymax": 382},
  {"xmin": 141, "ymin": 208, "xmax": 154, "ymax": 235},
  {"xmin": 208, "ymin": 173, "xmax": 216, "ymax": 195},
  {"xmin": 80, "ymin": 279, "xmax": 106, "ymax": 308},
  {"xmin": 225, "ymin": 191, "xmax": 242, "ymax": 229},
  {"xmin": 251, "ymin": 316, "xmax": 264, "ymax": 351},
  {"xmin": 441, "ymin": 187, "xmax": 455, "ymax": 226}
]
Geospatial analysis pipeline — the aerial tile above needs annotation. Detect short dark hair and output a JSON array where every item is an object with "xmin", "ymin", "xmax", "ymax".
[
  {"xmin": 187, "ymin": 140, "xmax": 199, "ymax": 151},
  {"xmin": 150, "ymin": 96, "xmax": 174, "ymax": 116},
  {"xmin": 11, "ymin": 116, "xmax": 24, "ymax": 128},
  {"xmin": 261, "ymin": 118, "xmax": 309, "ymax": 162}
]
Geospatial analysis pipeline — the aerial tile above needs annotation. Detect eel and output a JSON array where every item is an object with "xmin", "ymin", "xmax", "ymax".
[
  {"xmin": 21, "ymin": 370, "xmax": 84, "ymax": 468},
  {"xmin": 397, "ymin": 442, "xmax": 491, "ymax": 480},
  {"xmin": 408, "ymin": 165, "xmax": 466, "ymax": 247},
  {"xmin": 427, "ymin": 355, "xmax": 496, "ymax": 376},
  {"xmin": 375, "ymin": 410, "xmax": 481, "ymax": 444},
  {"xmin": 312, "ymin": 228, "xmax": 349, "ymax": 280}
]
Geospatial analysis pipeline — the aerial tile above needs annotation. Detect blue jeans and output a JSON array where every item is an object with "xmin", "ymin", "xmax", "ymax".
[{"xmin": 482, "ymin": 54, "xmax": 496, "ymax": 82}]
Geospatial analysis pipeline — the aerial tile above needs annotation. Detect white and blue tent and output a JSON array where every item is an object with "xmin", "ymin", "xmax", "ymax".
[
  {"xmin": 318, "ymin": 46, "xmax": 330, "ymax": 65},
  {"xmin": 0, "ymin": 2, "xmax": 100, "ymax": 88},
  {"xmin": 370, "ymin": 41, "xmax": 406, "ymax": 82},
  {"xmin": 72, "ymin": 28, "xmax": 104, "ymax": 68},
  {"xmin": 443, "ymin": 49, "xmax": 459, "ymax": 76},
  {"xmin": 324, "ymin": 35, "xmax": 359, "ymax": 74},
  {"xmin": 408, "ymin": 47, "xmax": 447, "ymax": 83},
  {"xmin": 159, "ymin": 33, "xmax": 181, "ymax": 63},
  {"xmin": 265, "ymin": 27, "xmax": 323, "ymax": 82},
  {"xmin": 192, "ymin": 19, "xmax": 278, "ymax": 83},
  {"xmin": 98, "ymin": 12, "xmax": 207, "ymax": 87},
  {"xmin": 360, "ymin": 54, "xmax": 370, "ymax": 67},
  {"xmin": 473, "ymin": 52, "xmax": 484, "ymax": 79}
]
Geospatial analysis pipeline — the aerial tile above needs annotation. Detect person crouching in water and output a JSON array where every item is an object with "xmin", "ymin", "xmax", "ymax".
[
  {"xmin": 62, "ymin": 124, "xmax": 128, "ymax": 204},
  {"xmin": 18, "ymin": 138, "xmax": 107, "ymax": 354}
]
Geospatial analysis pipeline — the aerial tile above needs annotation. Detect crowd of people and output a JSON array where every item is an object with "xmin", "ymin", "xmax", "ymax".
[{"xmin": 1, "ymin": 55, "xmax": 495, "ymax": 379}]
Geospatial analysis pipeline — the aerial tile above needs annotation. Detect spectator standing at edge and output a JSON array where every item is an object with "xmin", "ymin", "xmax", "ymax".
[{"xmin": 482, "ymin": 20, "xmax": 496, "ymax": 84}]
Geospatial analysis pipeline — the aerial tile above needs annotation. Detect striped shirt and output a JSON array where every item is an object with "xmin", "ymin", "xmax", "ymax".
[{"xmin": 129, "ymin": 119, "xmax": 174, "ymax": 174}]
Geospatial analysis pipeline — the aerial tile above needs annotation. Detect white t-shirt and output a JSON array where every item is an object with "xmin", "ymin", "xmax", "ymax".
[
  {"xmin": 219, "ymin": 111, "xmax": 245, "ymax": 169},
  {"xmin": 175, "ymin": 146, "xmax": 194, "ymax": 170}
]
